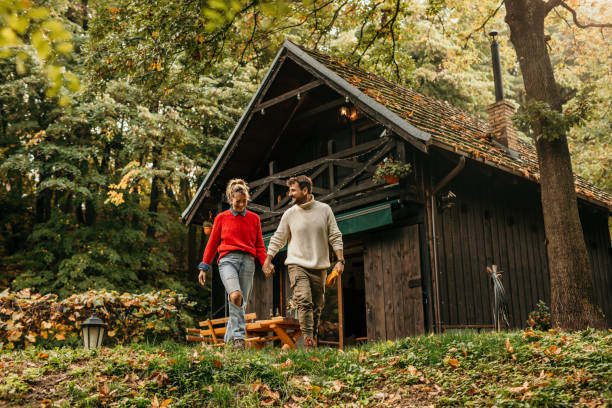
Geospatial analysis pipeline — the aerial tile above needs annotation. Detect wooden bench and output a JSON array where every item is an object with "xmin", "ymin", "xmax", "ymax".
[
  {"xmin": 244, "ymin": 317, "xmax": 302, "ymax": 349},
  {"xmin": 186, "ymin": 312, "xmax": 258, "ymax": 344}
]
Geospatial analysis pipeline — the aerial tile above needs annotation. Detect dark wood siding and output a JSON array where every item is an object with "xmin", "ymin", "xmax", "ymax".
[
  {"xmin": 364, "ymin": 225, "xmax": 424, "ymax": 340},
  {"xmin": 433, "ymin": 157, "xmax": 611, "ymax": 329},
  {"xmin": 434, "ymin": 164, "xmax": 550, "ymax": 329},
  {"xmin": 246, "ymin": 264, "xmax": 274, "ymax": 320},
  {"xmin": 580, "ymin": 209, "xmax": 612, "ymax": 327}
]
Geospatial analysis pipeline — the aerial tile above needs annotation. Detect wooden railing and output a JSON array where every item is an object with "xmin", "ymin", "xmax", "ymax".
[{"xmin": 241, "ymin": 135, "xmax": 412, "ymax": 230}]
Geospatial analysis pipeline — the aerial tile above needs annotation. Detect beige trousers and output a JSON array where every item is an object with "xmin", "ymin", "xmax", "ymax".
[{"xmin": 288, "ymin": 264, "xmax": 327, "ymax": 340}]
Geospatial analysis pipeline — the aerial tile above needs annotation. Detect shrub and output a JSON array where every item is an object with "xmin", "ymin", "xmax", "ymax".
[
  {"xmin": 0, "ymin": 288, "xmax": 195, "ymax": 349},
  {"xmin": 526, "ymin": 300, "xmax": 551, "ymax": 331}
]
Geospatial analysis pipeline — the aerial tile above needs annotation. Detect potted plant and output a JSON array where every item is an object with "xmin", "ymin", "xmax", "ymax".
[
  {"xmin": 203, "ymin": 221, "xmax": 213, "ymax": 235},
  {"xmin": 372, "ymin": 158, "xmax": 412, "ymax": 184}
]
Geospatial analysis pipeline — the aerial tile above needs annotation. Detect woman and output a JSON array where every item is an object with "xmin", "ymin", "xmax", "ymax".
[{"xmin": 198, "ymin": 179, "xmax": 267, "ymax": 348}]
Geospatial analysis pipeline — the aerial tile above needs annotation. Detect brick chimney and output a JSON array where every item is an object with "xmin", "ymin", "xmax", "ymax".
[
  {"xmin": 487, "ymin": 31, "xmax": 519, "ymax": 152},
  {"xmin": 486, "ymin": 100, "xmax": 519, "ymax": 151}
]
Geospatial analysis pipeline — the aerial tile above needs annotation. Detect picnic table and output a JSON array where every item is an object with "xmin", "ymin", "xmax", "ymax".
[
  {"xmin": 245, "ymin": 316, "xmax": 302, "ymax": 349},
  {"xmin": 186, "ymin": 314, "xmax": 302, "ymax": 349}
]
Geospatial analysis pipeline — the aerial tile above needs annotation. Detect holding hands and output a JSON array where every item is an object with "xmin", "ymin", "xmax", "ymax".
[{"xmin": 262, "ymin": 256, "xmax": 275, "ymax": 278}]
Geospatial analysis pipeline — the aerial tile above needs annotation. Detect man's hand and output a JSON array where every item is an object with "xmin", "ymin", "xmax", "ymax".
[
  {"xmin": 335, "ymin": 260, "xmax": 345, "ymax": 275},
  {"xmin": 198, "ymin": 270, "xmax": 206, "ymax": 286},
  {"xmin": 263, "ymin": 256, "xmax": 275, "ymax": 278}
]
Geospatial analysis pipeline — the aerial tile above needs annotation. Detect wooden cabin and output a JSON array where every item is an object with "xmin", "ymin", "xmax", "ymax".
[{"xmin": 181, "ymin": 40, "xmax": 612, "ymax": 341}]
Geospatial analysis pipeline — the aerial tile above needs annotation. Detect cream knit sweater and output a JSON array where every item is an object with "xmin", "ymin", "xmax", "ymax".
[{"xmin": 267, "ymin": 198, "xmax": 343, "ymax": 269}]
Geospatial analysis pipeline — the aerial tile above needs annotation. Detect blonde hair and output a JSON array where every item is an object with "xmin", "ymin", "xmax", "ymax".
[{"xmin": 225, "ymin": 178, "xmax": 250, "ymax": 203}]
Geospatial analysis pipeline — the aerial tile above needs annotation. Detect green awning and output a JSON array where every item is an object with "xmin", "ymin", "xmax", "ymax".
[{"xmin": 263, "ymin": 200, "xmax": 397, "ymax": 251}]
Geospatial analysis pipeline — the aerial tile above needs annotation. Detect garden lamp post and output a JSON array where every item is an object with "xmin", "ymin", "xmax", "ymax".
[{"xmin": 81, "ymin": 315, "xmax": 106, "ymax": 349}]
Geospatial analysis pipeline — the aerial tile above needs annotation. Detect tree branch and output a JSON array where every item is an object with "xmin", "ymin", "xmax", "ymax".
[
  {"xmin": 559, "ymin": 1, "xmax": 612, "ymax": 28},
  {"xmin": 462, "ymin": 0, "xmax": 504, "ymax": 49},
  {"xmin": 388, "ymin": 0, "xmax": 401, "ymax": 81},
  {"xmin": 553, "ymin": 7, "xmax": 578, "ymax": 48},
  {"xmin": 351, "ymin": 1, "xmax": 383, "ymax": 58},
  {"xmin": 236, "ymin": 11, "xmax": 258, "ymax": 69},
  {"xmin": 314, "ymin": 0, "xmax": 349, "ymax": 49}
]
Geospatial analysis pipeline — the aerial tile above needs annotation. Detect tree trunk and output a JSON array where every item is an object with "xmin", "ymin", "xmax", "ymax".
[
  {"xmin": 504, "ymin": 0, "xmax": 606, "ymax": 330},
  {"xmin": 146, "ymin": 148, "xmax": 162, "ymax": 239}
]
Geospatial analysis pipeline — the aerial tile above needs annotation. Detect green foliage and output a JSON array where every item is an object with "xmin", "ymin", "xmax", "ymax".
[
  {"xmin": 513, "ymin": 87, "xmax": 597, "ymax": 142},
  {"xmin": 372, "ymin": 158, "xmax": 412, "ymax": 184},
  {"xmin": 0, "ymin": 288, "xmax": 194, "ymax": 350},
  {"xmin": 0, "ymin": 0, "xmax": 79, "ymax": 99},
  {"xmin": 1, "ymin": 1, "xmax": 260, "ymax": 308}
]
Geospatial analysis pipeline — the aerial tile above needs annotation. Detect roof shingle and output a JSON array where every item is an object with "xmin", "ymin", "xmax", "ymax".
[{"xmin": 296, "ymin": 44, "xmax": 612, "ymax": 211}]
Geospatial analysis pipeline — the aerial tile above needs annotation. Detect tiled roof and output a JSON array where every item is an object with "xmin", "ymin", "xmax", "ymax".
[{"xmin": 296, "ymin": 45, "xmax": 612, "ymax": 211}]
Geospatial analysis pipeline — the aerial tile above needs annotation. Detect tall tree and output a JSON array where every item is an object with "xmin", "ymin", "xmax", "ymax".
[{"xmin": 502, "ymin": 0, "xmax": 610, "ymax": 330}]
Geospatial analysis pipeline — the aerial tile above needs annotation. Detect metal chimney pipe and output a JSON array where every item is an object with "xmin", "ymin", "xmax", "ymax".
[{"xmin": 489, "ymin": 31, "xmax": 504, "ymax": 102}]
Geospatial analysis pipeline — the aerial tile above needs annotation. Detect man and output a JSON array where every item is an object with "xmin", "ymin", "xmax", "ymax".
[{"xmin": 263, "ymin": 175, "xmax": 344, "ymax": 349}]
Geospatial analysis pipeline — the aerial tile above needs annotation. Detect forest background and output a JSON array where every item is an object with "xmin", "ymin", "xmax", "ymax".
[{"xmin": 1, "ymin": 0, "xmax": 610, "ymax": 317}]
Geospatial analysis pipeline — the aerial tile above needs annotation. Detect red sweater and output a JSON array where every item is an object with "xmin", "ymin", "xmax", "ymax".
[{"xmin": 201, "ymin": 209, "xmax": 267, "ymax": 269}]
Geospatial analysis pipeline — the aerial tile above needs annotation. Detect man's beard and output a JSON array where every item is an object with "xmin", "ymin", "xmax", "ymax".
[{"xmin": 293, "ymin": 195, "xmax": 306, "ymax": 205}]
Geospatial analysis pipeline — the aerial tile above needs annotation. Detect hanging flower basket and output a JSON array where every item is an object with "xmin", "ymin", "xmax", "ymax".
[
  {"xmin": 203, "ymin": 221, "xmax": 213, "ymax": 235},
  {"xmin": 373, "ymin": 158, "xmax": 412, "ymax": 184},
  {"xmin": 384, "ymin": 174, "xmax": 400, "ymax": 184}
]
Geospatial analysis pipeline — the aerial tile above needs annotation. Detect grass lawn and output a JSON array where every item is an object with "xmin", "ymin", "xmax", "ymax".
[{"xmin": 0, "ymin": 329, "xmax": 610, "ymax": 407}]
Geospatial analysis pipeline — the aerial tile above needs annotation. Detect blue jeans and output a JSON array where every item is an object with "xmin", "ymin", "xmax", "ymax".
[{"xmin": 218, "ymin": 252, "xmax": 255, "ymax": 342}]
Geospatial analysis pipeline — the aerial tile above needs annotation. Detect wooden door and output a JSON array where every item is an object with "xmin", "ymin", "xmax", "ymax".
[{"xmin": 363, "ymin": 225, "xmax": 424, "ymax": 340}]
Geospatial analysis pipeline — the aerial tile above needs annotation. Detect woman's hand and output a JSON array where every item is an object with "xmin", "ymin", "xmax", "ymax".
[
  {"xmin": 198, "ymin": 270, "xmax": 206, "ymax": 286},
  {"xmin": 263, "ymin": 257, "xmax": 275, "ymax": 278}
]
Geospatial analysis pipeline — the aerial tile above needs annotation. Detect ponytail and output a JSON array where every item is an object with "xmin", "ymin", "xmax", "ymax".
[{"xmin": 225, "ymin": 178, "xmax": 250, "ymax": 202}]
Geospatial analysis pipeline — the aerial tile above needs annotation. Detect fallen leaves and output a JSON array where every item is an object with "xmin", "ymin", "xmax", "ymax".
[
  {"xmin": 544, "ymin": 344, "xmax": 563, "ymax": 356},
  {"xmin": 505, "ymin": 338, "xmax": 517, "ymax": 360},
  {"xmin": 148, "ymin": 370, "xmax": 170, "ymax": 387},
  {"xmin": 505, "ymin": 338, "xmax": 514, "ymax": 354},
  {"xmin": 249, "ymin": 380, "xmax": 281, "ymax": 405},
  {"xmin": 331, "ymin": 379, "xmax": 344, "ymax": 392},
  {"xmin": 150, "ymin": 396, "xmax": 172, "ymax": 408},
  {"xmin": 444, "ymin": 356, "xmax": 460, "ymax": 369}
]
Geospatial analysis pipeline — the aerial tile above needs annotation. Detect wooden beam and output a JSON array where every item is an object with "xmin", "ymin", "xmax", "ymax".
[
  {"xmin": 250, "ymin": 181, "xmax": 271, "ymax": 201},
  {"xmin": 332, "ymin": 158, "xmax": 376, "ymax": 172},
  {"xmin": 269, "ymin": 161, "xmax": 277, "ymax": 210},
  {"xmin": 249, "ymin": 138, "xmax": 385, "ymax": 188},
  {"xmin": 247, "ymin": 202, "xmax": 273, "ymax": 213},
  {"xmin": 253, "ymin": 96, "xmax": 307, "ymax": 178},
  {"xmin": 286, "ymin": 51, "xmax": 428, "ymax": 153},
  {"xmin": 256, "ymin": 55, "xmax": 287, "ymax": 105},
  {"xmin": 328, "ymin": 140, "xmax": 335, "ymax": 189},
  {"xmin": 309, "ymin": 162, "xmax": 331, "ymax": 183},
  {"xmin": 255, "ymin": 80, "xmax": 323, "ymax": 111},
  {"xmin": 330, "ymin": 140, "xmax": 395, "ymax": 194},
  {"xmin": 294, "ymin": 97, "xmax": 345, "ymax": 122}
]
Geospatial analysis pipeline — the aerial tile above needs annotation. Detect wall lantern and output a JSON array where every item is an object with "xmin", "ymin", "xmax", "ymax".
[
  {"xmin": 339, "ymin": 105, "xmax": 359, "ymax": 122},
  {"xmin": 438, "ymin": 190, "xmax": 457, "ymax": 213},
  {"xmin": 82, "ymin": 315, "xmax": 106, "ymax": 349}
]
